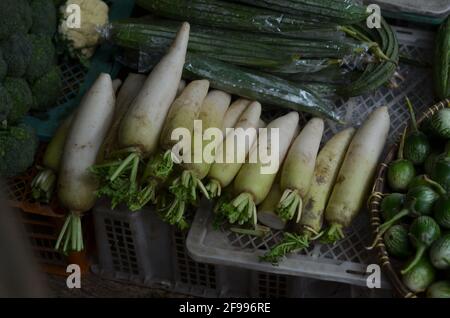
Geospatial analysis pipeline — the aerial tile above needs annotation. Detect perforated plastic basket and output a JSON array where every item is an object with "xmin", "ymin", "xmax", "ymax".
[
  {"xmin": 93, "ymin": 201, "xmax": 385, "ymax": 297},
  {"xmin": 363, "ymin": 0, "xmax": 450, "ymax": 25},
  {"xmin": 24, "ymin": 0, "xmax": 135, "ymax": 141},
  {"xmin": 186, "ymin": 26, "xmax": 436, "ymax": 288}
]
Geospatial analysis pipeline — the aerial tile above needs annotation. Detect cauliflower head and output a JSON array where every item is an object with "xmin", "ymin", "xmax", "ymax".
[{"xmin": 59, "ymin": 0, "xmax": 109, "ymax": 62}]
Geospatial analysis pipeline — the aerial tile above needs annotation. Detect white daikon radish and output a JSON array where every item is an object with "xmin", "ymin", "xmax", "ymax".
[
  {"xmin": 112, "ymin": 79, "xmax": 122, "ymax": 93},
  {"xmin": 257, "ymin": 182, "xmax": 285, "ymax": 230},
  {"xmin": 218, "ymin": 112, "xmax": 299, "ymax": 226},
  {"xmin": 221, "ymin": 99, "xmax": 251, "ymax": 134},
  {"xmin": 277, "ymin": 118, "xmax": 324, "ymax": 222},
  {"xmin": 164, "ymin": 90, "xmax": 231, "ymax": 229},
  {"xmin": 56, "ymin": 73, "xmax": 116, "ymax": 253},
  {"xmin": 323, "ymin": 107, "xmax": 390, "ymax": 243},
  {"xmin": 100, "ymin": 73, "xmax": 147, "ymax": 161},
  {"xmin": 205, "ymin": 101, "xmax": 262, "ymax": 198},
  {"xmin": 177, "ymin": 79, "xmax": 186, "ymax": 97}
]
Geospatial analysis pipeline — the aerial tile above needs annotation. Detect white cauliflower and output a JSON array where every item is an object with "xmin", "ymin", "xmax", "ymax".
[{"xmin": 59, "ymin": 0, "xmax": 109, "ymax": 62}]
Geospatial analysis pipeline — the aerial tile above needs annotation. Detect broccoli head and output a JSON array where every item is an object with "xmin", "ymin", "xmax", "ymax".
[
  {"xmin": 4, "ymin": 78, "xmax": 33, "ymax": 124},
  {"xmin": 0, "ymin": 0, "xmax": 32, "ymax": 40},
  {"xmin": 31, "ymin": 65, "xmax": 62, "ymax": 111},
  {"xmin": 0, "ymin": 123, "xmax": 38, "ymax": 177},
  {"xmin": 0, "ymin": 33, "xmax": 32, "ymax": 78},
  {"xmin": 0, "ymin": 85, "xmax": 12, "ymax": 126},
  {"xmin": 30, "ymin": 0, "xmax": 57, "ymax": 36},
  {"xmin": 0, "ymin": 49, "xmax": 7, "ymax": 81},
  {"xmin": 26, "ymin": 34, "xmax": 56, "ymax": 83}
]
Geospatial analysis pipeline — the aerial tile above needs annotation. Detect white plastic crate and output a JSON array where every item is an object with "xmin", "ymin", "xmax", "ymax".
[
  {"xmin": 91, "ymin": 200, "xmax": 390, "ymax": 297},
  {"xmin": 91, "ymin": 201, "xmax": 301, "ymax": 297},
  {"xmin": 186, "ymin": 26, "xmax": 436, "ymax": 288},
  {"xmin": 363, "ymin": 0, "xmax": 450, "ymax": 24}
]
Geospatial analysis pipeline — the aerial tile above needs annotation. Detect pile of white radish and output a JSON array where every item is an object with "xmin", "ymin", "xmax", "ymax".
[
  {"xmin": 163, "ymin": 90, "xmax": 231, "ymax": 229},
  {"xmin": 262, "ymin": 107, "xmax": 390, "ymax": 263},
  {"xmin": 261, "ymin": 127, "xmax": 355, "ymax": 263},
  {"xmin": 217, "ymin": 112, "xmax": 299, "ymax": 226},
  {"xmin": 90, "ymin": 22, "xmax": 190, "ymax": 209},
  {"xmin": 38, "ymin": 18, "xmax": 392, "ymax": 258}
]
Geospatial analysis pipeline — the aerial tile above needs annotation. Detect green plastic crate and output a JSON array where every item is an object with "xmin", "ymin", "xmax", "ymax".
[{"xmin": 25, "ymin": 0, "xmax": 135, "ymax": 141}]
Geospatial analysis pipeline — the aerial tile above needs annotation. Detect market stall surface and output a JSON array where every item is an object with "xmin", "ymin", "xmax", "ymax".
[{"xmin": 46, "ymin": 274, "xmax": 188, "ymax": 298}]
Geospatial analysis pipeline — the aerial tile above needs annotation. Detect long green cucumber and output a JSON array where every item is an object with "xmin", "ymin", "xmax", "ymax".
[
  {"xmin": 230, "ymin": 0, "xmax": 369, "ymax": 24},
  {"xmin": 183, "ymin": 53, "xmax": 341, "ymax": 122},
  {"xmin": 434, "ymin": 16, "xmax": 450, "ymax": 100},
  {"xmin": 109, "ymin": 19, "xmax": 356, "ymax": 72},
  {"xmin": 135, "ymin": 0, "xmax": 339, "ymax": 35}
]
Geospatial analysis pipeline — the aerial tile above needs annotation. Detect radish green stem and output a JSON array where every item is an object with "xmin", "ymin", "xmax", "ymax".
[
  {"xmin": 128, "ymin": 151, "xmax": 175, "ymax": 211},
  {"xmin": 91, "ymin": 149, "xmax": 142, "ymax": 209},
  {"xmin": 401, "ymin": 245, "xmax": 426, "ymax": 274},
  {"xmin": 320, "ymin": 223, "xmax": 345, "ymax": 244},
  {"xmin": 55, "ymin": 212, "xmax": 83, "ymax": 254},
  {"xmin": 277, "ymin": 189, "xmax": 302, "ymax": 222},
  {"xmin": 162, "ymin": 170, "xmax": 209, "ymax": 229},
  {"xmin": 110, "ymin": 153, "xmax": 139, "ymax": 182},
  {"xmin": 230, "ymin": 225, "xmax": 270, "ymax": 237},
  {"xmin": 260, "ymin": 232, "xmax": 309, "ymax": 264},
  {"xmin": 205, "ymin": 179, "xmax": 221, "ymax": 199},
  {"xmin": 31, "ymin": 168, "xmax": 57, "ymax": 203},
  {"xmin": 55, "ymin": 213, "xmax": 71, "ymax": 250},
  {"xmin": 218, "ymin": 192, "xmax": 257, "ymax": 226}
]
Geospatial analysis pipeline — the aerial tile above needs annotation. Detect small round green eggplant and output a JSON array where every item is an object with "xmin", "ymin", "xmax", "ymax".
[
  {"xmin": 384, "ymin": 225, "xmax": 412, "ymax": 259},
  {"xmin": 429, "ymin": 233, "xmax": 450, "ymax": 270},
  {"xmin": 431, "ymin": 153, "xmax": 450, "ymax": 192},
  {"xmin": 381, "ymin": 193, "xmax": 405, "ymax": 222},
  {"xmin": 387, "ymin": 160, "xmax": 415, "ymax": 192},
  {"xmin": 427, "ymin": 281, "xmax": 450, "ymax": 298},
  {"xmin": 403, "ymin": 97, "xmax": 431, "ymax": 165},
  {"xmin": 402, "ymin": 255, "xmax": 436, "ymax": 293},
  {"xmin": 401, "ymin": 216, "xmax": 441, "ymax": 274},
  {"xmin": 371, "ymin": 185, "xmax": 439, "ymax": 247},
  {"xmin": 433, "ymin": 196, "xmax": 450, "ymax": 229}
]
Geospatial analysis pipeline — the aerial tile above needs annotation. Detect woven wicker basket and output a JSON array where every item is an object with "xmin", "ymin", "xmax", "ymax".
[{"xmin": 369, "ymin": 99, "xmax": 450, "ymax": 298}]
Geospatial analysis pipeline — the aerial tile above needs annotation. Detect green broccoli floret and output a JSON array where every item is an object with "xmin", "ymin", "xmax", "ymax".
[
  {"xmin": 0, "ymin": 85, "xmax": 12, "ymax": 126},
  {"xmin": 0, "ymin": 0, "xmax": 32, "ymax": 40},
  {"xmin": 0, "ymin": 123, "xmax": 38, "ymax": 177},
  {"xmin": 4, "ymin": 78, "xmax": 33, "ymax": 124},
  {"xmin": 31, "ymin": 65, "xmax": 62, "ymax": 111},
  {"xmin": 26, "ymin": 34, "xmax": 56, "ymax": 83},
  {"xmin": 0, "ymin": 49, "xmax": 7, "ymax": 81},
  {"xmin": 30, "ymin": 0, "xmax": 57, "ymax": 36},
  {"xmin": 0, "ymin": 33, "xmax": 32, "ymax": 78}
]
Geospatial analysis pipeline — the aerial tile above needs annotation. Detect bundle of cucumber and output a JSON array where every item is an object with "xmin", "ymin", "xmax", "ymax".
[
  {"xmin": 102, "ymin": 0, "xmax": 399, "ymax": 120},
  {"xmin": 370, "ymin": 98, "xmax": 450, "ymax": 298}
]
